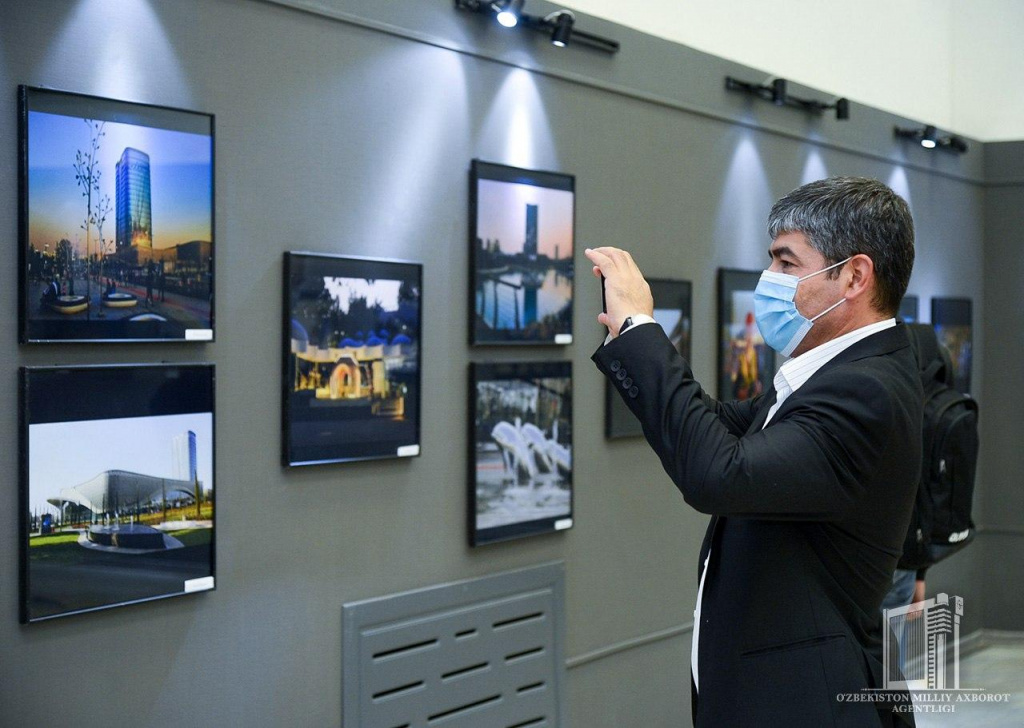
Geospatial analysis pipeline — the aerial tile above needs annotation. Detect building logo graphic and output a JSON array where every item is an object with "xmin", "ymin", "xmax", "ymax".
[
  {"xmin": 835, "ymin": 594, "xmax": 1014, "ymax": 717},
  {"xmin": 883, "ymin": 593, "xmax": 963, "ymax": 690}
]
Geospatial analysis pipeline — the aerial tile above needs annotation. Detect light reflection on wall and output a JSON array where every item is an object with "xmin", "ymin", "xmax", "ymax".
[
  {"xmin": 359, "ymin": 47, "xmax": 471, "ymax": 249},
  {"xmin": 714, "ymin": 133, "xmax": 773, "ymax": 266},
  {"xmin": 887, "ymin": 165, "xmax": 914, "ymax": 213},
  {"xmin": 800, "ymin": 148, "xmax": 829, "ymax": 185},
  {"xmin": 886, "ymin": 165, "xmax": 928, "ymax": 316},
  {"xmin": 41, "ymin": 0, "xmax": 190, "ymax": 104},
  {"xmin": 478, "ymin": 68, "xmax": 557, "ymax": 171}
]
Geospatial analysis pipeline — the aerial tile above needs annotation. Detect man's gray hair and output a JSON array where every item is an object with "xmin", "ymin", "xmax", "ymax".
[{"xmin": 767, "ymin": 177, "xmax": 914, "ymax": 316}]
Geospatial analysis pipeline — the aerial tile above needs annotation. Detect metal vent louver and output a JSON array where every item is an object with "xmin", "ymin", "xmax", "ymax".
[{"xmin": 343, "ymin": 562, "xmax": 566, "ymax": 728}]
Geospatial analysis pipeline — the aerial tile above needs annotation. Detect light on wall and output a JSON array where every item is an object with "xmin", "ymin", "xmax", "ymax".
[
  {"xmin": 894, "ymin": 125, "xmax": 968, "ymax": 154},
  {"xmin": 454, "ymin": 0, "xmax": 619, "ymax": 53},
  {"xmin": 725, "ymin": 75, "xmax": 850, "ymax": 120}
]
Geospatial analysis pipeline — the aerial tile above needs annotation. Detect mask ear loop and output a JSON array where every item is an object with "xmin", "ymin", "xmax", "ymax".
[
  {"xmin": 801, "ymin": 256, "xmax": 851, "ymax": 322},
  {"xmin": 798, "ymin": 256, "xmax": 852, "ymax": 282},
  {"xmin": 810, "ymin": 297, "xmax": 846, "ymax": 322}
]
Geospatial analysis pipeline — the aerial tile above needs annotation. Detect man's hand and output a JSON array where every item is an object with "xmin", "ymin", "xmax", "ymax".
[{"xmin": 584, "ymin": 247, "xmax": 654, "ymax": 337}]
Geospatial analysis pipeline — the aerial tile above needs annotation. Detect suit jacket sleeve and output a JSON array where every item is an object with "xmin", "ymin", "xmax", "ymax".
[
  {"xmin": 700, "ymin": 387, "xmax": 767, "ymax": 437},
  {"xmin": 594, "ymin": 324, "xmax": 898, "ymax": 520}
]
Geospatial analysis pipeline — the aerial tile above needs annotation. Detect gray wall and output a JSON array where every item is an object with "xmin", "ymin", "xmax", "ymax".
[
  {"xmin": 0, "ymin": 1, "xmax": 1003, "ymax": 726},
  {"xmin": 979, "ymin": 141, "xmax": 1024, "ymax": 631}
]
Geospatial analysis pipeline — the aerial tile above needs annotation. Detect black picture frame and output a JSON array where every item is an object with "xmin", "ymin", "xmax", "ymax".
[
  {"xmin": 899, "ymin": 295, "xmax": 919, "ymax": 323},
  {"xmin": 717, "ymin": 268, "xmax": 775, "ymax": 402},
  {"xmin": 606, "ymin": 278, "xmax": 692, "ymax": 438},
  {"xmin": 20, "ymin": 363, "xmax": 216, "ymax": 623},
  {"xmin": 469, "ymin": 160, "xmax": 575, "ymax": 346},
  {"xmin": 469, "ymin": 361, "xmax": 573, "ymax": 546},
  {"xmin": 19, "ymin": 85, "xmax": 215, "ymax": 343},
  {"xmin": 931, "ymin": 297, "xmax": 973, "ymax": 394},
  {"xmin": 283, "ymin": 252, "xmax": 423, "ymax": 467}
]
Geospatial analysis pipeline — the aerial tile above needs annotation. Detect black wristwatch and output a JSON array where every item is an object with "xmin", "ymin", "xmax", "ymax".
[{"xmin": 619, "ymin": 316, "xmax": 634, "ymax": 336}]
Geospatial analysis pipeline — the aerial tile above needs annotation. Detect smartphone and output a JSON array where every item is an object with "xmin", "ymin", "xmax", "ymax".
[{"xmin": 601, "ymin": 274, "xmax": 607, "ymax": 314}]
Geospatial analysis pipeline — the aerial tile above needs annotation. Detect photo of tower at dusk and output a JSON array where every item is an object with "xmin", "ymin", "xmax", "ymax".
[
  {"xmin": 115, "ymin": 147, "xmax": 153, "ymax": 262},
  {"xmin": 23, "ymin": 89, "xmax": 214, "ymax": 341},
  {"xmin": 471, "ymin": 164, "xmax": 574, "ymax": 344}
]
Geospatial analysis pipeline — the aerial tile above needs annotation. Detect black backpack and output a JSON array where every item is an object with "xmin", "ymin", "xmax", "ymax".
[{"xmin": 899, "ymin": 324, "xmax": 979, "ymax": 570}]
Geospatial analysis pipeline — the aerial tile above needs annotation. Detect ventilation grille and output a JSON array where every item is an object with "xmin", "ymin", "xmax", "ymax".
[{"xmin": 343, "ymin": 562, "xmax": 566, "ymax": 728}]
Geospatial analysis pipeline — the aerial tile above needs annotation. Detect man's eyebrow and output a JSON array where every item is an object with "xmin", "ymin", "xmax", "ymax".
[{"xmin": 768, "ymin": 245, "xmax": 801, "ymax": 262}]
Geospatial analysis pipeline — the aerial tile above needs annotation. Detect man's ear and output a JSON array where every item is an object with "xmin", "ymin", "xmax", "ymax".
[{"xmin": 844, "ymin": 254, "xmax": 874, "ymax": 301}]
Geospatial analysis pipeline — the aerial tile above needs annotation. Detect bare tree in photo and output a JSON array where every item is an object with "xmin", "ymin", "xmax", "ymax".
[
  {"xmin": 94, "ymin": 193, "xmax": 112, "ymax": 315},
  {"xmin": 72, "ymin": 118, "xmax": 105, "ymax": 317}
]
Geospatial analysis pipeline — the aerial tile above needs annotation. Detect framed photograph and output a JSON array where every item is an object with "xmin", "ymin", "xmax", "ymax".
[
  {"xmin": 606, "ymin": 278, "xmax": 692, "ymax": 438},
  {"xmin": 931, "ymin": 297, "xmax": 973, "ymax": 394},
  {"xmin": 717, "ymin": 268, "xmax": 775, "ymax": 402},
  {"xmin": 20, "ymin": 364, "xmax": 215, "ymax": 623},
  {"xmin": 19, "ymin": 85, "xmax": 214, "ymax": 343},
  {"xmin": 470, "ymin": 160, "xmax": 575, "ymax": 346},
  {"xmin": 470, "ymin": 362, "xmax": 573, "ymax": 546},
  {"xmin": 899, "ymin": 295, "xmax": 919, "ymax": 323},
  {"xmin": 283, "ymin": 252, "xmax": 422, "ymax": 466}
]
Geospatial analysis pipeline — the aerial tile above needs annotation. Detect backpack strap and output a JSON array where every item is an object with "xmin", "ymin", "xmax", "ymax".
[
  {"xmin": 908, "ymin": 323, "xmax": 956, "ymax": 387},
  {"xmin": 928, "ymin": 395, "xmax": 974, "ymax": 431},
  {"xmin": 922, "ymin": 359, "xmax": 944, "ymax": 384}
]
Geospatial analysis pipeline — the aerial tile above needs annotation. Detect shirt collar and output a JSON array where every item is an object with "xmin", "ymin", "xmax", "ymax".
[{"xmin": 773, "ymin": 318, "xmax": 897, "ymax": 396}]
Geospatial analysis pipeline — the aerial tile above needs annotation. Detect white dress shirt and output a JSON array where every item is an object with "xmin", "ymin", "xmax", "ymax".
[{"xmin": 690, "ymin": 317, "xmax": 896, "ymax": 692}]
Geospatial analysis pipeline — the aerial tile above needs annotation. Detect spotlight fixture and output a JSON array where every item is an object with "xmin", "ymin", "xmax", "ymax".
[
  {"xmin": 770, "ymin": 78, "xmax": 787, "ymax": 106},
  {"xmin": 725, "ymin": 75, "xmax": 850, "ymax": 121},
  {"xmin": 548, "ymin": 10, "xmax": 574, "ymax": 48},
  {"xmin": 920, "ymin": 125, "xmax": 937, "ymax": 149},
  {"xmin": 495, "ymin": 0, "xmax": 523, "ymax": 28},
  {"xmin": 894, "ymin": 125, "xmax": 968, "ymax": 154},
  {"xmin": 940, "ymin": 135, "xmax": 969, "ymax": 153},
  {"xmin": 454, "ymin": 0, "xmax": 619, "ymax": 53}
]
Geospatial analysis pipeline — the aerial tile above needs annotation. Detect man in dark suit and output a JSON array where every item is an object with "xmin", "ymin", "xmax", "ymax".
[{"xmin": 587, "ymin": 177, "xmax": 921, "ymax": 727}]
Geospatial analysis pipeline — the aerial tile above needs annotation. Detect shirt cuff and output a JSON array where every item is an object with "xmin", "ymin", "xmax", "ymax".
[{"xmin": 602, "ymin": 314, "xmax": 657, "ymax": 345}]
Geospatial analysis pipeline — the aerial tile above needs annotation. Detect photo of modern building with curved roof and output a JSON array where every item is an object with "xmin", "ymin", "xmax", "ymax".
[
  {"xmin": 50, "ymin": 468, "xmax": 197, "ymax": 519},
  {"xmin": 47, "ymin": 430, "xmax": 201, "ymax": 520},
  {"xmin": 47, "ymin": 462, "xmax": 204, "ymax": 551},
  {"xmin": 24, "ymin": 370, "xmax": 215, "ymax": 623}
]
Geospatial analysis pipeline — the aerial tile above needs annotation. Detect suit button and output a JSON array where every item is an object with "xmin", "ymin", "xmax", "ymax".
[
  {"xmin": 616, "ymin": 369, "xmax": 627, "ymax": 381},
  {"xmin": 622, "ymin": 377, "xmax": 633, "ymax": 389},
  {"xmin": 629, "ymin": 385, "xmax": 639, "ymax": 398},
  {"xmin": 610, "ymin": 360, "xmax": 621, "ymax": 373}
]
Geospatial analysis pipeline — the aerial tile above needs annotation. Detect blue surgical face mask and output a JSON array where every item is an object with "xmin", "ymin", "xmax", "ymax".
[{"xmin": 753, "ymin": 257, "xmax": 851, "ymax": 357}]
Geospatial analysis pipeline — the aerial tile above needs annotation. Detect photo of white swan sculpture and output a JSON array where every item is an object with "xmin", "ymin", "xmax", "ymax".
[
  {"xmin": 491, "ymin": 418, "xmax": 571, "ymax": 482},
  {"xmin": 490, "ymin": 419, "xmax": 537, "ymax": 481}
]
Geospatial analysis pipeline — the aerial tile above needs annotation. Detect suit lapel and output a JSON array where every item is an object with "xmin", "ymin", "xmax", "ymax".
[
  {"xmin": 700, "ymin": 387, "xmax": 778, "ymax": 573},
  {"xmin": 698, "ymin": 389, "xmax": 777, "ymax": 577}
]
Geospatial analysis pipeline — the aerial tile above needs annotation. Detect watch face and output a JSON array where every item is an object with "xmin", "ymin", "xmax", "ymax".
[{"xmin": 619, "ymin": 317, "xmax": 633, "ymax": 335}]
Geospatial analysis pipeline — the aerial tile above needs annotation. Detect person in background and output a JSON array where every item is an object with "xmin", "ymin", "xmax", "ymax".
[{"xmin": 145, "ymin": 261, "xmax": 155, "ymax": 307}]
